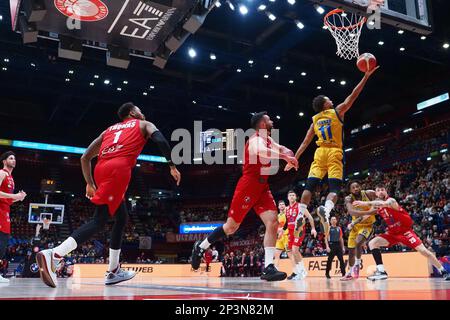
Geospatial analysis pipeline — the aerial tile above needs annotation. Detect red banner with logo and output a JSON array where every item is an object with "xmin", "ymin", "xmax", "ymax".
[{"xmin": 166, "ymin": 232, "xmax": 209, "ymax": 243}]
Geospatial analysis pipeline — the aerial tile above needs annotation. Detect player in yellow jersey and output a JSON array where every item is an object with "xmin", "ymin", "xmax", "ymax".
[
  {"xmin": 275, "ymin": 200, "xmax": 289, "ymax": 268},
  {"xmin": 285, "ymin": 67, "xmax": 379, "ymax": 237},
  {"xmin": 341, "ymin": 181, "xmax": 378, "ymax": 281}
]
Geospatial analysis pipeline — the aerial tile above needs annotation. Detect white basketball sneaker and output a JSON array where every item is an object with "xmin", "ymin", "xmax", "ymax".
[
  {"xmin": 0, "ymin": 275, "xmax": 9, "ymax": 284},
  {"xmin": 105, "ymin": 268, "xmax": 137, "ymax": 286},
  {"xmin": 367, "ymin": 270, "xmax": 388, "ymax": 281},
  {"xmin": 36, "ymin": 249, "xmax": 61, "ymax": 288},
  {"xmin": 301, "ymin": 269, "xmax": 308, "ymax": 279}
]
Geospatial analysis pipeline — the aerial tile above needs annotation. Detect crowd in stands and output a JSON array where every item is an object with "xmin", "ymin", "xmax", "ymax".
[{"xmin": 177, "ymin": 201, "xmax": 229, "ymax": 223}]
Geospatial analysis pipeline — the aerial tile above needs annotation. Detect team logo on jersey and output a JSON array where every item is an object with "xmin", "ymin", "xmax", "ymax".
[
  {"xmin": 54, "ymin": 0, "xmax": 109, "ymax": 22},
  {"xmin": 30, "ymin": 263, "xmax": 39, "ymax": 273},
  {"xmin": 244, "ymin": 196, "xmax": 251, "ymax": 203}
]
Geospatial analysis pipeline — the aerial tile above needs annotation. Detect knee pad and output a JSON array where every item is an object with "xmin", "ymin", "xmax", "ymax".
[
  {"xmin": 328, "ymin": 178, "xmax": 343, "ymax": 194},
  {"xmin": 305, "ymin": 177, "xmax": 321, "ymax": 192}
]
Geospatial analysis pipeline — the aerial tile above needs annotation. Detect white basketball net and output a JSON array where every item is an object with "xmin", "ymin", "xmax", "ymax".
[
  {"xmin": 324, "ymin": 9, "xmax": 367, "ymax": 60},
  {"xmin": 43, "ymin": 219, "xmax": 51, "ymax": 230}
]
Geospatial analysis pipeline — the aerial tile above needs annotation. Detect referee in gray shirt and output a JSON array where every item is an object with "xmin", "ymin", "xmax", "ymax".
[{"xmin": 324, "ymin": 216, "xmax": 346, "ymax": 278}]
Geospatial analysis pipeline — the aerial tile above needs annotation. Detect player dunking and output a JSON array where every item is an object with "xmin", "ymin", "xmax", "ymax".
[
  {"xmin": 285, "ymin": 67, "xmax": 379, "ymax": 237},
  {"xmin": 341, "ymin": 181, "xmax": 378, "ymax": 280},
  {"xmin": 37, "ymin": 103, "xmax": 181, "ymax": 288},
  {"xmin": 191, "ymin": 112, "xmax": 298, "ymax": 281},
  {"xmin": 285, "ymin": 190, "xmax": 316, "ymax": 280},
  {"xmin": 352, "ymin": 184, "xmax": 450, "ymax": 281},
  {"xmin": 0, "ymin": 152, "xmax": 27, "ymax": 284}
]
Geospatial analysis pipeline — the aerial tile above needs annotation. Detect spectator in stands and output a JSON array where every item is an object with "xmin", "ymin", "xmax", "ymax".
[
  {"xmin": 220, "ymin": 253, "xmax": 230, "ymax": 277},
  {"xmin": 203, "ymin": 248, "xmax": 213, "ymax": 272},
  {"xmin": 211, "ymin": 246, "xmax": 219, "ymax": 262},
  {"xmin": 229, "ymin": 252, "xmax": 238, "ymax": 277},
  {"xmin": 248, "ymin": 251, "xmax": 257, "ymax": 277}
]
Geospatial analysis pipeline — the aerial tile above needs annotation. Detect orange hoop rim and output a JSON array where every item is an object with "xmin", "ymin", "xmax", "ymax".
[{"xmin": 324, "ymin": 9, "xmax": 367, "ymax": 31}]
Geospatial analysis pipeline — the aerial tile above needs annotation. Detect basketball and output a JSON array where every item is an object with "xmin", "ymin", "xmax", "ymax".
[{"xmin": 357, "ymin": 53, "xmax": 377, "ymax": 72}]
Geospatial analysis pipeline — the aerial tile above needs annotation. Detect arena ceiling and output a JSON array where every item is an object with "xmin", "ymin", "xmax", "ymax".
[{"xmin": 0, "ymin": 0, "xmax": 449, "ymax": 153}]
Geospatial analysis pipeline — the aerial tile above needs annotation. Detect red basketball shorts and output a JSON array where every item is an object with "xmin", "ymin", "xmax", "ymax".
[{"xmin": 228, "ymin": 176, "xmax": 277, "ymax": 224}]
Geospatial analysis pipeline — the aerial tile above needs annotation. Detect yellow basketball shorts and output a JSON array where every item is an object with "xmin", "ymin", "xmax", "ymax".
[
  {"xmin": 348, "ymin": 225, "xmax": 373, "ymax": 249},
  {"xmin": 276, "ymin": 234, "xmax": 289, "ymax": 251},
  {"xmin": 308, "ymin": 147, "xmax": 344, "ymax": 180}
]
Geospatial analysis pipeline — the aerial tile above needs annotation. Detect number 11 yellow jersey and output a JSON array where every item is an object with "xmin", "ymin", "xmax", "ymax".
[{"xmin": 312, "ymin": 108, "xmax": 343, "ymax": 149}]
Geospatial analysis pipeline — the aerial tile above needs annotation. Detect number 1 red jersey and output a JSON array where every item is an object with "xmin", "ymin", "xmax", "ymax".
[
  {"xmin": 377, "ymin": 199, "xmax": 414, "ymax": 234},
  {"xmin": 98, "ymin": 118, "xmax": 147, "ymax": 166},
  {"xmin": 91, "ymin": 118, "xmax": 147, "ymax": 215}
]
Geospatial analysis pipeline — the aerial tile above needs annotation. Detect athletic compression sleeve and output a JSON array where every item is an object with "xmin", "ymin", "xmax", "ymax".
[{"xmin": 151, "ymin": 131, "xmax": 173, "ymax": 166}]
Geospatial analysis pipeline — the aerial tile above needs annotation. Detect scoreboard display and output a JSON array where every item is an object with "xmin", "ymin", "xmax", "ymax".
[
  {"xmin": 199, "ymin": 129, "xmax": 236, "ymax": 153},
  {"xmin": 28, "ymin": 203, "xmax": 65, "ymax": 225}
]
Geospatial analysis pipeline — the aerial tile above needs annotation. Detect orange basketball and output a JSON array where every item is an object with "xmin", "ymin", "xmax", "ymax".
[{"xmin": 357, "ymin": 53, "xmax": 377, "ymax": 72}]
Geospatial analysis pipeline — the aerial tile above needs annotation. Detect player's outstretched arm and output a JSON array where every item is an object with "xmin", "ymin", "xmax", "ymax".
[
  {"xmin": 304, "ymin": 211, "xmax": 317, "ymax": 238},
  {"xmin": 353, "ymin": 198, "xmax": 399, "ymax": 211},
  {"xmin": 294, "ymin": 123, "xmax": 315, "ymax": 160},
  {"xmin": 285, "ymin": 123, "xmax": 315, "ymax": 171},
  {"xmin": 143, "ymin": 121, "xmax": 181, "ymax": 186},
  {"xmin": 345, "ymin": 196, "xmax": 378, "ymax": 217},
  {"xmin": 249, "ymin": 136, "xmax": 298, "ymax": 169},
  {"xmin": 336, "ymin": 66, "xmax": 380, "ymax": 119},
  {"xmin": 81, "ymin": 133, "xmax": 103, "ymax": 199}
]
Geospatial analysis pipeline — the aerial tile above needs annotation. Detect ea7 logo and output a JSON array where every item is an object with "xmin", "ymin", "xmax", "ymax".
[{"xmin": 118, "ymin": 1, "xmax": 166, "ymax": 39}]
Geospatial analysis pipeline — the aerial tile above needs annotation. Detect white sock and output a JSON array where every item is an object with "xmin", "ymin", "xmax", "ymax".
[
  {"xmin": 200, "ymin": 238, "xmax": 211, "ymax": 250},
  {"xmin": 264, "ymin": 247, "xmax": 276, "ymax": 268},
  {"xmin": 355, "ymin": 259, "xmax": 361, "ymax": 267},
  {"xmin": 108, "ymin": 249, "xmax": 121, "ymax": 272},
  {"xmin": 377, "ymin": 264, "xmax": 385, "ymax": 273},
  {"xmin": 324, "ymin": 200, "xmax": 335, "ymax": 217},
  {"xmin": 296, "ymin": 261, "xmax": 305, "ymax": 274},
  {"xmin": 54, "ymin": 237, "xmax": 77, "ymax": 258}
]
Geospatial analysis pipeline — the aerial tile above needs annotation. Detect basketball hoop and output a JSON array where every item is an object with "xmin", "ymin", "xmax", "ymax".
[
  {"xmin": 324, "ymin": 9, "xmax": 367, "ymax": 60},
  {"xmin": 42, "ymin": 218, "xmax": 51, "ymax": 230}
]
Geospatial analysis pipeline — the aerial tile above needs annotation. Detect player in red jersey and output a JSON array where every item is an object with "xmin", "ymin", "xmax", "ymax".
[
  {"xmin": 191, "ymin": 112, "xmax": 298, "ymax": 281},
  {"xmin": 0, "ymin": 151, "xmax": 27, "ymax": 284},
  {"xmin": 285, "ymin": 190, "xmax": 316, "ymax": 280},
  {"xmin": 37, "ymin": 103, "xmax": 181, "ymax": 288},
  {"xmin": 353, "ymin": 184, "xmax": 450, "ymax": 281}
]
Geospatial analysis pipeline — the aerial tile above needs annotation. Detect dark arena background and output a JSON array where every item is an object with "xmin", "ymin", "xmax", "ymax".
[{"xmin": 0, "ymin": 0, "xmax": 448, "ymax": 308}]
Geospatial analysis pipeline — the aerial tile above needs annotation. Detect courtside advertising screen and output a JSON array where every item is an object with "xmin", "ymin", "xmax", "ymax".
[{"xmin": 179, "ymin": 222, "xmax": 223, "ymax": 234}]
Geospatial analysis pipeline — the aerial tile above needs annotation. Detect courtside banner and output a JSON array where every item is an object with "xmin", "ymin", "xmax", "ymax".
[
  {"xmin": 277, "ymin": 251, "xmax": 431, "ymax": 278},
  {"xmin": 179, "ymin": 222, "xmax": 223, "ymax": 234},
  {"xmin": 166, "ymin": 232, "xmax": 210, "ymax": 243},
  {"xmin": 75, "ymin": 252, "xmax": 430, "ymax": 278},
  {"xmin": 36, "ymin": 0, "xmax": 198, "ymax": 52},
  {"xmin": 75, "ymin": 263, "xmax": 222, "ymax": 278}
]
